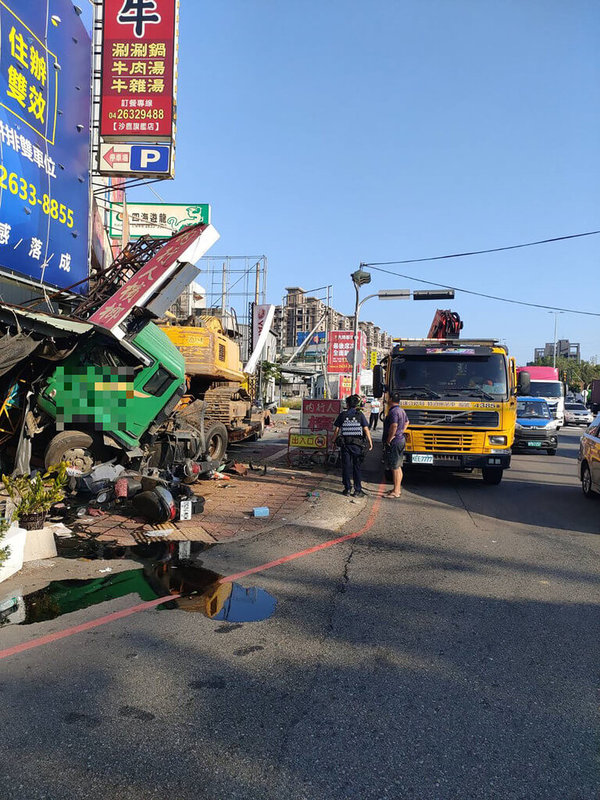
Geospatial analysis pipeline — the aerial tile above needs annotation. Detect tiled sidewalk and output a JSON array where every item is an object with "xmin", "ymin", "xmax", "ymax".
[{"xmin": 69, "ymin": 463, "xmax": 327, "ymax": 547}]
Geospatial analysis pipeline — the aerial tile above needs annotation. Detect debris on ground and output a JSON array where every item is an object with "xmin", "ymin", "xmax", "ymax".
[
  {"xmin": 252, "ymin": 507, "xmax": 270, "ymax": 518},
  {"xmin": 225, "ymin": 462, "xmax": 248, "ymax": 477}
]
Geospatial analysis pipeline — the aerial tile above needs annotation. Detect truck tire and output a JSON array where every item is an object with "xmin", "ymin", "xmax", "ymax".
[
  {"xmin": 205, "ymin": 422, "xmax": 228, "ymax": 463},
  {"xmin": 547, "ymin": 449, "xmax": 557, "ymax": 456},
  {"xmin": 482, "ymin": 466, "xmax": 503, "ymax": 485},
  {"xmin": 44, "ymin": 431, "xmax": 99, "ymax": 474}
]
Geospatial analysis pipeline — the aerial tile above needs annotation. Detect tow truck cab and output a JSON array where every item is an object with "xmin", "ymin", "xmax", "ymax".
[{"xmin": 373, "ymin": 339, "xmax": 517, "ymax": 485}]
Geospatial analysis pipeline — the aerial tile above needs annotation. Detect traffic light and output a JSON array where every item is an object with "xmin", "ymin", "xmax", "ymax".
[
  {"xmin": 561, "ymin": 370, "xmax": 567, "ymax": 383},
  {"xmin": 412, "ymin": 290, "xmax": 455, "ymax": 300}
]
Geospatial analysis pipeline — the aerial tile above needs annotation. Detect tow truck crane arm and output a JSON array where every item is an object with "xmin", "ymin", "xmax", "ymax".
[{"xmin": 427, "ymin": 309, "xmax": 463, "ymax": 340}]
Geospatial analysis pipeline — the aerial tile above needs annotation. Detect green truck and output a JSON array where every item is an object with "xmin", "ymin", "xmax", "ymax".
[{"xmin": 0, "ymin": 305, "xmax": 228, "ymax": 476}]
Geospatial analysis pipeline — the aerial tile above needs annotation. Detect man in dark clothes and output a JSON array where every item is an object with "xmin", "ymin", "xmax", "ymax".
[
  {"xmin": 331, "ymin": 394, "xmax": 373, "ymax": 497},
  {"xmin": 383, "ymin": 391, "xmax": 409, "ymax": 498}
]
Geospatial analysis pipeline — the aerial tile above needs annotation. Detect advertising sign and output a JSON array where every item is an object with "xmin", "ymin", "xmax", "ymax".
[
  {"xmin": 252, "ymin": 303, "xmax": 274, "ymax": 349},
  {"xmin": 90, "ymin": 222, "xmax": 220, "ymax": 333},
  {"xmin": 0, "ymin": 0, "xmax": 91, "ymax": 292},
  {"xmin": 100, "ymin": 0, "xmax": 178, "ymax": 140},
  {"xmin": 110, "ymin": 202, "xmax": 210, "ymax": 239},
  {"xmin": 296, "ymin": 331, "xmax": 326, "ymax": 347},
  {"xmin": 301, "ymin": 398, "xmax": 341, "ymax": 433},
  {"xmin": 327, "ymin": 330, "xmax": 366, "ymax": 374}
]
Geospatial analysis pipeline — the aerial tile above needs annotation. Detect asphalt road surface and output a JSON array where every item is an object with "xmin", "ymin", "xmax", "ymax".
[{"xmin": 1, "ymin": 426, "xmax": 598, "ymax": 799}]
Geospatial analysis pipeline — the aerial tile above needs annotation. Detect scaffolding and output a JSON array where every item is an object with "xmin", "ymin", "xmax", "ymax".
[{"xmin": 197, "ymin": 255, "xmax": 268, "ymax": 359}]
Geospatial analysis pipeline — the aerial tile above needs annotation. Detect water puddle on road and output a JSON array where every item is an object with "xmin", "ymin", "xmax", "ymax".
[{"xmin": 0, "ymin": 543, "xmax": 277, "ymax": 628}]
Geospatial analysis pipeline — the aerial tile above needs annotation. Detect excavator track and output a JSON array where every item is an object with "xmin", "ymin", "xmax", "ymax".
[{"xmin": 204, "ymin": 383, "xmax": 250, "ymax": 426}]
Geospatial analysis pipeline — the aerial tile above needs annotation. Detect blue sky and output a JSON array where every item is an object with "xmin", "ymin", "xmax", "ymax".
[{"xmin": 130, "ymin": 0, "xmax": 599, "ymax": 364}]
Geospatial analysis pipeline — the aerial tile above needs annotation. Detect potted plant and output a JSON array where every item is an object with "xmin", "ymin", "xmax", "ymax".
[{"xmin": 2, "ymin": 462, "xmax": 68, "ymax": 531}]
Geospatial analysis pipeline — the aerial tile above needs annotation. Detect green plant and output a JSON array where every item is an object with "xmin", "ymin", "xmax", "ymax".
[
  {"xmin": 2, "ymin": 462, "xmax": 68, "ymax": 519},
  {"xmin": 0, "ymin": 518, "xmax": 10, "ymax": 567}
]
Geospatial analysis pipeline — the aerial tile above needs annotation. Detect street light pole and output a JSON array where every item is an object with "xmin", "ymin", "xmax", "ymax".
[
  {"xmin": 350, "ymin": 280, "xmax": 361, "ymax": 393},
  {"xmin": 549, "ymin": 311, "xmax": 564, "ymax": 368},
  {"xmin": 348, "ymin": 266, "xmax": 453, "ymax": 395}
]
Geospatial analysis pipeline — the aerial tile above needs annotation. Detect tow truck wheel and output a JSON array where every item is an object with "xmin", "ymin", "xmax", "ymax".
[
  {"xmin": 481, "ymin": 466, "xmax": 503, "ymax": 485},
  {"xmin": 44, "ymin": 431, "xmax": 98, "ymax": 474},
  {"xmin": 205, "ymin": 422, "xmax": 228, "ymax": 463}
]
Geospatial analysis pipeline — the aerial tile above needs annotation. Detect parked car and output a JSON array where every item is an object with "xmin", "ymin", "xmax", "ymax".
[
  {"xmin": 564, "ymin": 402, "xmax": 594, "ymax": 426},
  {"xmin": 513, "ymin": 397, "xmax": 559, "ymax": 455},
  {"xmin": 578, "ymin": 413, "xmax": 600, "ymax": 497}
]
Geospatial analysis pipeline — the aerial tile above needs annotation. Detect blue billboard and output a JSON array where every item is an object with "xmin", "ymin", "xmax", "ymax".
[
  {"xmin": 0, "ymin": 0, "xmax": 91, "ymax": 292},
  {"xmin": 297, "ymin": 331, "xmax": 327, "ymax": 347}
]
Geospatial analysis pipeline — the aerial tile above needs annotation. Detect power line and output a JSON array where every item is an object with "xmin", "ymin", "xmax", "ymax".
[
  {"xmin": 367, "ymin": 264, "xmax": 600, "ymax": 317},
  {"xmin": 362, "ymin": 229, "xmax": 600, "ymax": 267}
]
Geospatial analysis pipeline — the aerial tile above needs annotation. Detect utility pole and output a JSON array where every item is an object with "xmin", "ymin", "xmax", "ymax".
[{"xmin": 549, "ymin": 311, "xmax": 564, "ymax": 368}]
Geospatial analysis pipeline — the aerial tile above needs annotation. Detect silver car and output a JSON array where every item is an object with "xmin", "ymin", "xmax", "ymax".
[{"xmin": 564, "ymin": 402, "xmax": 594, "ymax": 426}]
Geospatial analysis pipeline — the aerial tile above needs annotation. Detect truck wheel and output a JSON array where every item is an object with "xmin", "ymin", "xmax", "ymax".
[
  {"xmin": 482, "ymin": 466, "xmax": 503, "ymax": 485},
  {"xmin": 205, "ymin": 422, "xmax": 228, "ymax": 463},
  {"xmin": 547, "ymin": 449, "xmax": 557, "ymax": 456},
  {"xmin": 44, "ymin": 431, "xmax": 98, "ymax": 474},
  {"xmin": 581, "ymin": 464, "xmax": 595, "ymax": 498}
]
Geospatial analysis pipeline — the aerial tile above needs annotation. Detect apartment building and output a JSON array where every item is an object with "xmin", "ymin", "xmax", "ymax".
[{"xmin": 273, "ymin": 287, "xmax": 392, "ymax": 353}]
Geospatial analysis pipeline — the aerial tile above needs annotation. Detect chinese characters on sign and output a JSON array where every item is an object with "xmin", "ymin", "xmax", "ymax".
[
  {"xmin": 0, "ymin": 0, "xmax": 90, "ymax": 292},
  {"xmin": 100, "ymin": 0, "xmax": 177, "ymax": 138},
  {"xmin": 89, "ymin": 223, "xmax": 207, "ymax": 330},
  {"xmin": 327, "ymin": 330, "xmax": 366, "ymax": 374},
  {"xmin": 110, "ymin": 202, "xmax": 211, "ymax": 239},
  {"xmin": 289, "ymin": 432, "xmax": 328, "ymax": 449},
  {"xmin": 301, "ymin": 399, "xmax": 342, "ymax": 433},
  {"xmin": 1, "ymin": 9, "xmax": 58, "ymax": 143}
]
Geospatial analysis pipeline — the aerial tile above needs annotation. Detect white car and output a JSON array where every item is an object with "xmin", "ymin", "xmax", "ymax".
[{"xmin": 564, "ymin": 402, "xmax": 594, "ymax": 426}]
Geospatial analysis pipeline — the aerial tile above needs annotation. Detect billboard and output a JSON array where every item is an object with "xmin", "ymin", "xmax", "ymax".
[
  {"xmin": 90, "ymin": 223, "xmax": 220, "ymax": 334},
  {"xmin": 296, "ymin": 331, "xmax": 326, "ymax": 348},
  {"xmin": 0, "ymin": 0, "xmax": 91, "ymax": 293},
  {"xmin": 327, "ymin": 330, "xmax": 366, "ymax": 374},
  {"xmin": 109, "ymin": 202, "xmax": 210, "ymax": 239},
  {"xmin": 100, "ymin": 0, "xmax": 178, "ymax": 141}
]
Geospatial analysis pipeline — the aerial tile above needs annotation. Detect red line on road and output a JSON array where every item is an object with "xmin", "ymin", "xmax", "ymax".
[
  {"xmin": 219, "ymin": 482, "xmax": 386, "ymax": 584},
  {"xmin": 0, "ymin": 483, "xmax": 385, "ymax": 662},
  {"xmin": 0, "ymin": 594, "xmax": 181, "ymax": 662}
]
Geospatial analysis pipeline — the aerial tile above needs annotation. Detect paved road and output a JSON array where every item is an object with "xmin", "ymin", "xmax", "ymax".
[{"xmin": 1, "ymin": 427, "xmax": 598, "ymax": 799}]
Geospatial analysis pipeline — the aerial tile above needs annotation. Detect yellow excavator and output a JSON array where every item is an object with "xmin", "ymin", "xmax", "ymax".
[{"xmin": 159, "ymin": 315, "xmax": 266, "ymax": 460}]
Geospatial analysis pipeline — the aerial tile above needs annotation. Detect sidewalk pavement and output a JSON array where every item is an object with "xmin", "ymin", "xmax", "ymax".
[{"xmin": 68, "ymin": 457, "xmax": 339, "ymax": 548}]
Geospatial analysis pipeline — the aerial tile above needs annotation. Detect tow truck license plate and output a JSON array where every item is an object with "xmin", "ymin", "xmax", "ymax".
[
  {"xmin": 412, "ymin": 454, "xmax": 434, "ymax": 464},
  {"xmin": 527, "ymin": 441, "xmax": 543, "ymax": 447}
]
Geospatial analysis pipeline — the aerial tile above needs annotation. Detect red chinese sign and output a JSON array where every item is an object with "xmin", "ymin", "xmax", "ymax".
[
  {"xmin": 90, "ymin": 223, "xmax": 207, "ymax": 330},
  {"xmin": 100, "ymin": 0, "xmax": 177, "ymax": 138},
  {"xmin": 327, "ymin": 330, "xmax": 366, "ymax": 374},
  {"xmin": 338, "ymin": 375, "xmax": 359, "ymax": 399},
  {"xmin": 302, "ymin": 398, "xmax": 341, "ymax": 433}
]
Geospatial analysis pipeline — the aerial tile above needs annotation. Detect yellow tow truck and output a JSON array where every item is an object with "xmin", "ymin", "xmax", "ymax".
[{"xmin": 373, "ymin": 338, "xmax": 517, "ymax": 484}]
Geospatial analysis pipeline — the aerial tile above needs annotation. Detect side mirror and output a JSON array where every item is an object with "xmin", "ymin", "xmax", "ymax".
[
  {"xmin": 373, "ymin": 365, "xmax": 384, "ymax": 398},
  {"xmin": 517, "ymin": 370, "xmax": 531, "ymax": 396}
]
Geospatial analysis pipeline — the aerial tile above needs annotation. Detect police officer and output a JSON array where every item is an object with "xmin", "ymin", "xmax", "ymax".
[{"xmin": 332, "ymin": 394, "xmax": 373, "ymax": 497}]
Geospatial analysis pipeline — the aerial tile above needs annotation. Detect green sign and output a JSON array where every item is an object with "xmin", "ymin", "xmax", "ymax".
[{"xmin": 109, "ymin": 203, "xmax": 211, "ymax": 240}]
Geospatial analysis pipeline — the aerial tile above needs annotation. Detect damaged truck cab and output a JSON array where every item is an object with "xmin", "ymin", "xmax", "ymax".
[{"xmin": 37, "ymin": 321, "xmax": 188, "ymax": 469}]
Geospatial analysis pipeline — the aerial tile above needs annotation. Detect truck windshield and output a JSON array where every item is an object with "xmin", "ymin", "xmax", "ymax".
[
  {"xmin": 517, "ymin": 401, "xmax": 551, "ymax": 419},
  {"xmin": 391, "ymin": 354, "xmax": 508, "ymax": 399},
  {"xmin": 528, "ymin": 381, "xmax": 563, "ymax": 398}
]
